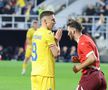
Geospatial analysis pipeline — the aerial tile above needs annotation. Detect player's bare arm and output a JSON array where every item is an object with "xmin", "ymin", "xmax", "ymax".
[
  {"xmin": 50, "ymin": 45, "xmax": 60, "ymax": 57},
  {"xmin": 55, "ymin": 29, "xmax": 62, "ymax": 42},
  {"xmin": 73, "ymin": 52, "xmax": 96, "ymax": 73},
  {"xmin": 50, "ymin": 29, "xmax": 62, "ymax": 58},
  {"xmin": 22, "ymin": 37, "xmax": 31, "ymax": 75}
]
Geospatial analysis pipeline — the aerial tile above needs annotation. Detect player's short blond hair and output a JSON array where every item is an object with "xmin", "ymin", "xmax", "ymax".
[{"xmin": 40, "ymin": 11, "xmax": 54, "ymax": 20}]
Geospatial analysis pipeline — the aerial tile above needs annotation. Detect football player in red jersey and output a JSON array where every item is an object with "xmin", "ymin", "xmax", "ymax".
[{"xmin": 67, "ymin": 19, "xmax": 107, "ymax": 90}]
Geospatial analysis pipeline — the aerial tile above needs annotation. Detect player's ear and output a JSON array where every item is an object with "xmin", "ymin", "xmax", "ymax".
[
  {"xmin": 44, "ymin": 19, "xmax": 47, "ymax": 25},
  {"xmin": 74, "ymin": 30, "xmax": 76, "ymax": 34},
  {"xmin": 73, "ymin": 29, "xmax": 76, "ymax": 34},
  {"xmin": 43, "ymin": 19, "xmax": 46, "ymax": 23}
]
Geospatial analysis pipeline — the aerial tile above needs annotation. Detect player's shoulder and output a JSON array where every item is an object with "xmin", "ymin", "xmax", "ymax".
[
  {"xmin": 38, "ymin": 27, "xmax": 53, "ymax": 34},
  {"xmin": 46, "ymin": 29, "xmax": 52, "ymax": 34},
  {"xmin": 27, "ymin": 27, "xmax": 33, "ymax": 33},
  {"xmin": 46, "ymin": 30, "xmax": 54, "ymax": 37},
  {"xmin": 28, "ymin": 27, "xmax": 33, "ymax": 30},
  {"xmin": 79, "ymin": 34, "xmax": 89, "ymax": 45},
  {"xmin": 80, "ymin": 34, "xmax": 90, "ymax": 41},
  {"xmin": 33, "ymin": 27, "xmax": 42, "ymax": 36}
]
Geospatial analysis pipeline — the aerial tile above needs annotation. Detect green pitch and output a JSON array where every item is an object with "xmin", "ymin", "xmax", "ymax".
[{"xmin": 0, "ymin": 61, "xmax": 108, "ymax": 90}]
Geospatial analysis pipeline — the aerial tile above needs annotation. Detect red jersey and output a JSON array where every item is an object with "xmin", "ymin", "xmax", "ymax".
[{"xmin": 77, "ymin": 34, "xmax": 100, "ymax": 74}]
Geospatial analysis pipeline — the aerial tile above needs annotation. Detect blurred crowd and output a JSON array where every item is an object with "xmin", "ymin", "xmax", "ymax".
[
  {"xmin": 0, "ymin": 0, "xmax": 45, "ymax": 28},
  {"xmin": 0, "ymin": 0, "xmax": 44, "ymax": 15},
  {"xmin": 0, "ymin": 0, "xmax": 107, "ymax": 61},
  {"xmin": 57, "ymin": 46, "xmax": 77, "ymax": 62},
  {"xmin": 66, "ymin": 0, "xmax": 107, "ymax": 40},
  {"xmin": 0, "ymin": 45, "xmax": 25, "ymax": 61},
  {"xmin": 0, "ymin": 45, "xmax": 77, "ymax": 62},
  {"xmin": 83, "ymin": 0, "xmax": 107, "ymax": 39},
  {"xmin": 83, "ymin": 0, "xmax": 108, "ymax": 16}
]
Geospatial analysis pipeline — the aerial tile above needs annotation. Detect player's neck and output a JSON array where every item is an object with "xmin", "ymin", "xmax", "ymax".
[
  {"xmin": 32, "ymin": 27, "xmax": 37, "ymax": 30},
  {"xmin": 75, "ymin": 33, "xmax": 82, "ymax": 43},
  {"xmin": 41, "ymin": 25, "xmax": 51, "ymax": 30},
  {"xmin": 41, "ymin": 24, "xmax": 47, "ymax": 29}
]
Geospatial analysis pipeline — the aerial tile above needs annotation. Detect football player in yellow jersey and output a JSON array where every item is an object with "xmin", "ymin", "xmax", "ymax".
[
  {"xmin": 31, "ymin": 11, "xmax": 62, "ymax": 90},
  {"xmin": 21, "ymin": 20, "xmax": 38, "ymax": 75}
]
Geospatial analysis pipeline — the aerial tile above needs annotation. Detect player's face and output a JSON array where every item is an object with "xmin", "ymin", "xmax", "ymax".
[
  {"xmin": 45, "ymin": 15, "xmax": 56, "ymax": 30},
  {"xmin": 67, "ymin": 26, "xmax": 75, "ymax": 40},
  {"xmin": 33, "ymin": 22, "xmax": 37, "ymax": 29}
]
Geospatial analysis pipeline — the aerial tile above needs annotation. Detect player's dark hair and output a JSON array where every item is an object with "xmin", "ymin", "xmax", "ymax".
[
  {"xmin": 67, "ymin": 19, "xmax": 83, "ymax": 32},
  {"xmin": 40, "ymin": 11, "xmax": 54, "ymax": 20}
]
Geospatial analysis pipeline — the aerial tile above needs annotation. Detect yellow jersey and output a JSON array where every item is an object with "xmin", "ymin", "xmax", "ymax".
[
  {"xmin": 31, "ymin": 27, "xmax": 56, "ymax": 77},
  {"xmin": 26, "ymin": 27, "xmax": 36, "ymax": 45}
]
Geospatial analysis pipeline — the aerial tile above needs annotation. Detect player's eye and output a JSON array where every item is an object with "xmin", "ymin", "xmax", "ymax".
[{"xmin": 52, "ymin": 19, "xmax": 55, "ymax": 22}]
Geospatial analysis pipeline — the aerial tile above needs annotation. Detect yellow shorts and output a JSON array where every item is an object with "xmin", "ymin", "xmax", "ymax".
[
  {"xmin": 25, "ymin": 46, "xmax": 32, "ymax": 58},
  {"xmin": 31, "ymin": 75, "xmax": 55, "ymax": 90}
]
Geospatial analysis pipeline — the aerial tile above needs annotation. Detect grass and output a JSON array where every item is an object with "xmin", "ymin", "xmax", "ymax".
[{"xmin": 0, "ymin": 61, "xmax": 108, "ymax": 90}]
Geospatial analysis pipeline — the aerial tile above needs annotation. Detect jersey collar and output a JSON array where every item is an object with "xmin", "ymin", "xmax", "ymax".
[{"xmin": 40, "ymin": 26, "xmax": 50, "ymax": 31}]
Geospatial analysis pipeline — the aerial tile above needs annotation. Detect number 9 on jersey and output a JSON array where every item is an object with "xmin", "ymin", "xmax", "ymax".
[{"xmin": 32, "ymin": 42, "xmax": 37, "ymax": 61}]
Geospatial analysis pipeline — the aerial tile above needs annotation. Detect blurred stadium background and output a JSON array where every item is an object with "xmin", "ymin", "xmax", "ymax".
[{"xmin": 0, "ymin": 0, "xmax": 108, "ymax": 90}]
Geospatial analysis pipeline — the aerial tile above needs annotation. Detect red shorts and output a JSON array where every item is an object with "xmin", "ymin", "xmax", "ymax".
[{"xmin": 77, "ymin": 68, "xmax": 107, "ymax": 90}]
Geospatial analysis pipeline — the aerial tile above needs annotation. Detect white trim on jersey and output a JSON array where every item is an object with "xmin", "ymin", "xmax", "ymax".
[
  {"xmin": 76, "ymin": 85, "xmax": 79, "ymax": 90},
  {"xmin": 86, "ymin": 50, "xmax": 100, "ymax": 70},
  {"xmin": 86, "ymin": 50, "xmax": 94, "ymax": 58},
  {"xmin": 76, "ymin": 85, "xmax": 84, "ymax": 90},
  {"xmin": 81, "ymin": 86, "xmax": 84, "ymax": 90},
  {"xmin": 88, "ymin": 66, "xmax": 100, "ymax": 70},
  {"xmin": 86, "ymin": 50, "xmax": 98, "ymax": 61}
]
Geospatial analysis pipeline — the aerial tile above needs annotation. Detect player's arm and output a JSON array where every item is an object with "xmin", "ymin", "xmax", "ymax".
[
  {"xmin": 26, "ymin": 30, "xmax": 31, "ymax": 47},
  {"xmin": 73, "ymin": 51, "xmax": 96, "ymax": 73},
  {"xmin": 26, "ymin": 37, "xmax": 31, "ymax": 47},
  {"xmin": 50, "ymin": 43, "xmax": 60, "ymax": 58},
  {"xmin": 22, "ymin": 30, "xmax": 31, "ymax": 75},
  {"xmin": 50, "ymin": 29, "xmax": 62, "ymax": 58}
]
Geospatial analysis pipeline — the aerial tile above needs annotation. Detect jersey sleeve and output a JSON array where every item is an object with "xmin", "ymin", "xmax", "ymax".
[
  {"xmin": 45, "ymin": 31, "xmax": 56, "ymax": 46},
  {"xmin": 79, "ymin": 41, "xmax": 93, "ymax": 58},
  {"xmin": 26, "ymin": 29, "xmax": 31, "ymax": 39}
]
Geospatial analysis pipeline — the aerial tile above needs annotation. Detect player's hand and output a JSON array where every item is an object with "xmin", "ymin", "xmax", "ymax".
[
  {"xmin": 71, "ymin": 56, "xmax": 80, "ymax": 63},
  {"xmin": 55, "ymin": 29, "xmax": 62, "ymax": 42},
  {"xmin": 73, "ymin": 65, "xmax": 81, "ymax": 73},
  {"xmin": 21, "ymin": 69, "xmax": 26, "ymax": 75}
]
